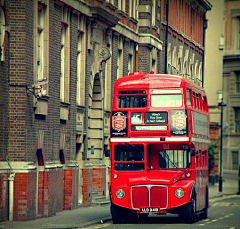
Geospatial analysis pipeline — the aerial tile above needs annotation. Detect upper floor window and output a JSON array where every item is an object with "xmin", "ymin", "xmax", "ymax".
[
  {"xmin": 117, "ymin": 49, "xmax": 123, "ymax": 79},
  {"xmin": 106, "ymin": 0, "xmax": 114, "ymax": 4},
  {"xmin": 128, "ymin": 54, "xmax": 133, "ymax": 75},
  {"xmin": 77, "ymin": 14, "xmax": 86, "ymax": 106},
  {"xmin": 232, "ymin": 15, "xmax": 240, "ymax": 50},
  {"xmin": 104, "ymin": 60, "xmax": 112, "ymax": 111},
  {"xmin": 128, "ymin": 42, "xmax": 134, "ymax": 75},
  {"xmin": 129, "ymin": 0, "xmax": 136, "ymax": 18},
  {"xmin": 236, "ymin": 72, "xmax": 240, "ymax": 93},
  {"xmin": 238, "ymin": 17, "xmax": 240, "ymax": 49},
  {"xmin": 152, "ymin": 0, "xmax": 156, "ymax": 25},
  {"xmin": 0, "ymin": 4, "xmax": 8, "ymax": 62},
  {"xmin": 118, "ymin": 0, "xmax": 126, "ymax": 12},
  {"xmin": 34, "ymin": 0, "xmax": 49, "ymax": 90},
  {"xmin": 235, "ymin": 108, "xmax": 240, "ymax": 133},
  {"xmin": 60, "ymin": 6, "xmax": 70, "ymax": 103}
]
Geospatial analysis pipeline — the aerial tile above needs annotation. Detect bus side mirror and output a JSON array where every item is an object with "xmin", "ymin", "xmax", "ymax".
[{"xmin": 105, "ymin": 149, "xmax": 110, "ymax": 157}]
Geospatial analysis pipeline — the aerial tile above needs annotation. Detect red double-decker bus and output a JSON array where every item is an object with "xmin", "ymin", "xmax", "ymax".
[{"xmin": 109, "ymin": 72, "xmax": 210, "ymax": 224}]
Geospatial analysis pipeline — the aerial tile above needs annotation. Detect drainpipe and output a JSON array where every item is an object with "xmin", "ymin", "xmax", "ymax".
[
  {"xmin": 164, "ymin": 0, "xmax": 169, "ymax": 74},
  {"xmin": 8, "ymin": 173, "xmax": 15, "ymax": 221}
]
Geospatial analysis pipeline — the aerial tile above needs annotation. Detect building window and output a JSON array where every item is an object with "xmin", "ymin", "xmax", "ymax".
[
  {"xmin": 0, "ymin": 4, "xmax": 8, "ymax": 62},
  {"xmin": 77, "ymin": 15, "xmax": 86, "ymax": 106},
  {"xmin": 118, "ymin": 0, "xmax": 125, "ymax": 11},
  {"xmin": 129, "ymin": 0, "xmax": 136, "ymax": 18},
  {"xmin": 61, "ymin": 6, "xmax": 70, "ymax": 103},
  {"xmin": 238, "ymin": 17, "xmax": 240, "ymax": 49},
  {"xmin": 106, "ymin": 0, "xmax": 114, "ymax": 4},
  {"xmin": 152, "ymin": 0, "xmax": 156, "ymax": 25},
  {"xmin": 232, "ymin": 16, "xmax": 240, "ymax": 50},
  {"xmin": 77, "ymin": 32, "xmax": 84, "ymax": 106},
  {"xmin": 34, "ymin": 1, "xmax": 49, "ymax": 89},
  {"xmin": 117, "ymin": 37, "xmax": 123, "ymax": 79},
  {"xmin": 235, "ymin": 108, "xmax": 240, "ymax": 133},
  {"xmin": 236, "ymin": 72, "xmax": 240, "ymax": 93},
  {"xmin": 128, "ymin": 54, "xmax": 133, "ymax": 75},
  {"xmin": 104, "ymin": 61, "xmax": 112, "ymax": 111}
]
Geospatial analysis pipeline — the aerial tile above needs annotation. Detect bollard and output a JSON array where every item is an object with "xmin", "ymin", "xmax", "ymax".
[{"xmin": 237, "ymin": 166, "xmax": 240, "ymax": 195}]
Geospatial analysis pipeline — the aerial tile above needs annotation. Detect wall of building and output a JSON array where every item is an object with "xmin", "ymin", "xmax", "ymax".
[
  {"xmin": 0, "ymin": 0, "xmax": 211, "ymax": 222},
  {"xmin": 204, "ymin": 0, "xmax": 224, "ymax": 123},
  {"xmin": 223, "ymin": 0, "xmax": 240, "ymax": 171}
]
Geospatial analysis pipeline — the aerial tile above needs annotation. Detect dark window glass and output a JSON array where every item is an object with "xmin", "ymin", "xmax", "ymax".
[
  {"xmin": 235, "ymin": 108, "xmax": 240, "ymax": 133},
  {"xmin": 118, "ymin": 90, "xmax": 146, "ymax": 94},
  {"xmin": 236, "ymin": 72, "xmax": 240, "ymax": 93},
  {"xmin": 186, "ymin": 90, "xmax": 191, "ymax": 107},
  {"xmin": 118, "ymin": 96, "xmax": 147, "ymax": 108},
  {"xmin": 114, "ymin": 145, "xmax": 144, "ymax": 171}
]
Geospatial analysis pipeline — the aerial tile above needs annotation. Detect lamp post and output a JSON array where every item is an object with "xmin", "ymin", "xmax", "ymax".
[{"xmin": 217, "ymin": 91, "xmax": 227, "ymax": 192}]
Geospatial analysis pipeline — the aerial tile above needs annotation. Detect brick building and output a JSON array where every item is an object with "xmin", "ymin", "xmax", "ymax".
[{"xmin": 0, "ymin": 0, "xmax": 211, "ymax": 222}]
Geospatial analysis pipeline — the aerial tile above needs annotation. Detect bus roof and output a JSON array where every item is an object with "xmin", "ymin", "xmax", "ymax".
[{"xmin": 115, "ymin": 72, "xmax": 205, "ymax": 94}]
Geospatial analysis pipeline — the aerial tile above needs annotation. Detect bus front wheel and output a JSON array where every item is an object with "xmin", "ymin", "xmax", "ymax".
[
  {"xmin": 180, "ymin": 196, "xmax": 196, "ymax": 223},
  {"xmin": 111, "ymin": 203, "xmax": 123, "ymax": 224}
]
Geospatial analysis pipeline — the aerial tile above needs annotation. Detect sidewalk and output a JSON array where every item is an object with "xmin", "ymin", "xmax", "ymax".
[
  {"xmin": 209, "ymin": 169, "xmax": 239, "ymax": 199},
  {"xmin": 0, "ymin": 204, "xmax": 111, "ymax": 229},
  {"xmin": 0, "ymin": 170, "xmax": 239, "ymax": 229}
]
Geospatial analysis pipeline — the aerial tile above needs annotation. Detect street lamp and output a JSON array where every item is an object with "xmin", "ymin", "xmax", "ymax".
[{"xmin": 217, "ymin": 90, "xmax": 227, "ymax": 192}]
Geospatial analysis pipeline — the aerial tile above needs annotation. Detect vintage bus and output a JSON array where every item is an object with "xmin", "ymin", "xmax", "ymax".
[{"xmin": 109, "ymin": 72, "xmax": 210, "ymax": 224}]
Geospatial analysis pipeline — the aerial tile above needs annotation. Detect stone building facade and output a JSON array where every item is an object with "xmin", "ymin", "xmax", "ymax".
[
  {"xmin": 0, "ymin": 0, "xmax": 211, "ymax": 222},
  {"xmin": 222, "ymin": 0, "xmax": 240, "ymax": 170}
]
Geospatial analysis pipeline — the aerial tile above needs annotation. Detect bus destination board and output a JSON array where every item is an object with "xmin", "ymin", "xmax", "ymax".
[{"xmin": 145, "ymin": 112, "xmax": 167, "ymax": 124}]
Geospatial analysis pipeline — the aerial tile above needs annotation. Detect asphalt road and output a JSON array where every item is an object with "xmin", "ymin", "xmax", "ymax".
[{"xmin": 81, "ymin": 194, "xmax": 240, "ymax": 229}]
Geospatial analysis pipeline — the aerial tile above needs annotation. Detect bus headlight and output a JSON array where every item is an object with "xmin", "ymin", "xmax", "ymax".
[
  {"xmin": 116, "ymin": 189, "xmax": 125, "ymax": 199},
  {"xmin": 175, "ymin": 188, "xmax": 184, "ymax": 198}
]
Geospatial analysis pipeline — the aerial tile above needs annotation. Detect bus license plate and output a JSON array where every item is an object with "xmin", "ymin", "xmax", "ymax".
[{"xmin": 140, "ymin": 207, "xmax": 159, "ymax": 213}]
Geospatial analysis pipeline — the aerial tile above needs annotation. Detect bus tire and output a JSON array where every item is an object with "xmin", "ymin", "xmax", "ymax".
[
  {"xmin": 181, "ymin": 196, "xmax": 196, "ymax": 223},
  {"xmin": 111, "ymin": 203, "xmax": 123, "ymax": 224},
  {"xmin": 201, "ymin": 190, "xmax": 209, "ymax": 219},
  {"xmin": 202, "ymin": 207, "xmax": 208, "ymax": 220}
]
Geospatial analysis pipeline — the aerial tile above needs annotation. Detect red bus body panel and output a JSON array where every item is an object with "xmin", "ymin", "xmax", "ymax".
[{"xmin": 110, "ymin": 73, "xmax": 209, "ymax": 217}]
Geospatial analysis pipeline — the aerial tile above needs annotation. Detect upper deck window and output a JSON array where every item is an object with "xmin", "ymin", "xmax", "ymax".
[
  {"xmin": 117, "ymin": 91, "xmax": 147, "ymax": 108},
  {"xmin": 151, "ymin": 89, "xmax": 182, "ymax": 108},
  {"xmin": 186, "ymin": 90, "xmax": 191, "ymax": 107},
  {"xmin": 151, "ymin": 94, "xmax": 182, "ymax": 107}
]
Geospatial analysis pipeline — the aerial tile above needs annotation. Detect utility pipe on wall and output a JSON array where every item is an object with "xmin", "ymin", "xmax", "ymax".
[{"xmin": 8, "ymin": 173, "xmax": 15, "ymax": 221}]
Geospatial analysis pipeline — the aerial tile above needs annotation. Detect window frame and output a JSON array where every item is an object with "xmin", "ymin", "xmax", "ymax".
[
  {"xmin": 34, "ymin": 0, "xmax": 49, "ymax": 93},
  {"xmin": 235, "ymin": 107, "xmax": 240, "ymax": 133}
]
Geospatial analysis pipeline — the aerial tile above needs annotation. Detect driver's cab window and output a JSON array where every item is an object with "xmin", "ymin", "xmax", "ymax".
[{"xmin": 147, "ymin": 146, "xmax": 191, "ymax": 169}]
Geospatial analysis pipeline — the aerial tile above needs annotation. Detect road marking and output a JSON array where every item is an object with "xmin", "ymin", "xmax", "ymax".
[
  {"xmin": 210, "ymin": 194, "xmax": 240, "ymax": 204},
  {"xmin": 80, "ymin": 223, "xmax": 112, "ymax": 229},
  {"xmin": 198, "ymin": 213, "xmax": 235, "ymax": 226}
]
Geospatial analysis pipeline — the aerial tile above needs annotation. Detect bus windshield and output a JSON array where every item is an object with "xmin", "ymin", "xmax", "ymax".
[
  {"xmin": 159, "ymin": 150, "xmax": 191, "ymax": 169},
  {"xmin": 147, "ymin": 145, "xmax": 191, "ymax": 169},
  {"xmin": 114, "ymin": 145, "xmax": 144, "ymax": 171}
]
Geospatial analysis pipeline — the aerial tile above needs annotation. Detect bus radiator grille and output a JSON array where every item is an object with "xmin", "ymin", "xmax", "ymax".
[{"xmin": 132, "ymin": 185, "xmax": 167, "ymax": 209}]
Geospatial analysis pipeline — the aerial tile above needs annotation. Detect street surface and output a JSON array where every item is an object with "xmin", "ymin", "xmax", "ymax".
[
  {"xmin": 0, "ymin": 170, "xmax": 239, "ymax": 229},
  {"xmin": 82, "ymin": 195, "xmax": 240, "ymax": 229}
]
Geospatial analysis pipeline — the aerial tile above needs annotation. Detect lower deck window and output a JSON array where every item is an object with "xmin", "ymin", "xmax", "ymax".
[{"xmin": 114, "ymin": 145, "xmax": 144, "ymax": 171}]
